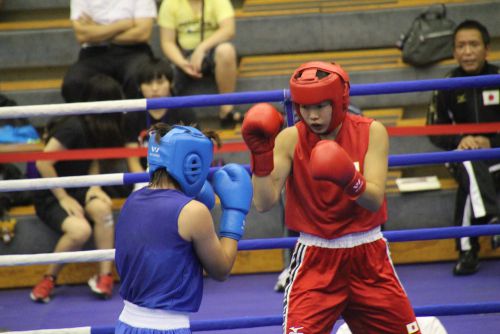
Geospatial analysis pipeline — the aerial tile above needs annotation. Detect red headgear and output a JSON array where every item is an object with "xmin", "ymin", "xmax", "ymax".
[{"xmin": 289, "ymin": 61, "xmax": 350, "ymax": 134}]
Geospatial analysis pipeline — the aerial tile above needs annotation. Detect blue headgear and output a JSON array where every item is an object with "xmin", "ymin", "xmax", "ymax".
[{"xmin": 148, "ymin": 125, "xmax": 213, "ymax": 197}]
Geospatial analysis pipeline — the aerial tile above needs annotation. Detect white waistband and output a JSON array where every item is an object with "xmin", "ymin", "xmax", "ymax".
[
  {"xmin": 298, "ymin": 226, "xmax": 383, "ymax": 249},
  {"xmin": 119, "ymin": 300, "xmax": 190, "ymax": 330}
]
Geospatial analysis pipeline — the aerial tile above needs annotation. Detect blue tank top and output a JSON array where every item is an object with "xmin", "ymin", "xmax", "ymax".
[{"xmin": 115, "ymin": 188, "xmax": 203, "ymax": 312}]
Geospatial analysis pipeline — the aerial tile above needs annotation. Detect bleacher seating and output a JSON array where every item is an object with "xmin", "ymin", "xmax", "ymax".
[
  {"xmin": 1, "ymin": 0, "xmax": 499, "ymax": 110},
  {"xmin": 0, "ymin": 0, "xmax": 499, "ymax": 287}
]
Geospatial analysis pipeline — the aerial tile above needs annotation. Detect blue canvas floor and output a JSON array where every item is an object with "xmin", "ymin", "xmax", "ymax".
[{"xmin": 1, "ymin": 260, "xmax": 499, "ymax": 333}]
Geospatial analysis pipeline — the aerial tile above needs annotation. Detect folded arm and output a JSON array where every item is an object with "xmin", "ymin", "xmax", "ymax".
[
  {"xmin": 112, "ymin": 17, "xmax": 154, "ymax": 44},
  {"xmin": 72, "ymin": 13, "xmax": 133, "ymax": 44}
]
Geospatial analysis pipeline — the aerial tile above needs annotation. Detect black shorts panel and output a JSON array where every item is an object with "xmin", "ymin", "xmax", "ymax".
[{"xmin": 34, "ymin": 188, "xmax": 88, "ymax": 233}]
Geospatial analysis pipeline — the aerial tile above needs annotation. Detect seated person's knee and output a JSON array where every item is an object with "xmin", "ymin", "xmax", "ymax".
[
  {"xmin": 85, "ymin": 199, "xmax": 112, "ymax": 223},
  {"xmin": 214, "ymin": 43, "xmax": 236, "ymax": 63},
  {"xmin": 62, "ymin": 217, "xmax": 93, "ymax": 245}
]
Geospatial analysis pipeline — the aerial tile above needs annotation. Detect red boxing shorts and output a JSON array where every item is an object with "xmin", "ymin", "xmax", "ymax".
[{"xmin": 283, "ymin": 227, "xmax": 420, "ymax": 334}]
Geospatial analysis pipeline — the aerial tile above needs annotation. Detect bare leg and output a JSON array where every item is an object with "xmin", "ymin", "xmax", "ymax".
[
  {"xmin": 45, "ymin": 216, "xmax": 92, "ymax": 277},
  {"xmin": 86, "ymin": 199, "xmax": 114, "ymax": 275},
  {"xmin": 214, "ymin": 43, "xmax": 239, "ymax": 121}
]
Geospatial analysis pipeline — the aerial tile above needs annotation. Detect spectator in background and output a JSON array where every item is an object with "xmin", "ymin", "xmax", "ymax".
[
  {"xmin": 123, "ymin": 58, "xmax": 198, "ymax": 190},
  {"xmin": 158, "ymin": 0, "xmax": 241, "ymax": 128},
  {"xmin": 62, "ymin": 0, "xmax": 156, "ymax": 102},
  {"xmin": 427, "ymin": 19, "xmax": 500, "ymax": 276},
  {"xmin": 30, "ymin": 75, "xmax": 125, "ymax": 303}
]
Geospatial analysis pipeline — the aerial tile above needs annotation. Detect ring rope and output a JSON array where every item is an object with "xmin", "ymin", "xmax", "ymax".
[
  {"xmin": 1, "ymin": 123, "xmax": 499, "ymax": 164},
  {"xmin": 386, "ymin": 122, "xmax": 500, "ymax": 137},
  {"xmin": 0, "ymin": 75, "xmax": 499, "ymax": 119},
  {"xmin": 4, "ymin": 328, "xmax": 91, "ymax": 334},
  {"xmin": 0, "ymin": 148, "xmax": 500, "ymax": 192},
  {"xmin": 0, "ymin": 142, "xmax": 249, "ymax": 164},
  {"xmin": 0, "ymin": 99, "xmax": 147, "ymax": 119},
  {"xmin": 188, "ymin": 302, "xmax": 500, "ymax": 330},
  {"xmin": 238, "ymin": 225, "xmax": 500, "ymax": 250},
  {"xmin": 1, "ymin": 149, "xmax": 499, "ymax": 192},
  {"xmin": 351, "ymin": 74, "xmax": 500, "ymax": 95},
  {"xmin": 5, "ymin": 302, "xmax": 500, "ymax": 334},
  {"xmin": 387, "ymin": 147, "xmax": 500, "ymax": 167},
  {"xmin": 2, "ymin": 225, "xmax": 499, "ymax": 267}
]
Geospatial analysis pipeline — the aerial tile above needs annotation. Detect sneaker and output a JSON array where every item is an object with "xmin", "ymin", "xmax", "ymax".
[
  {"xmin": 88, "ymin": 274, "xmax": 113, "ymax": 299},
  {"xmin": 453, "ymin": 250, "xmax": 479, "ymax": 276},
  {"xmin": 30, "ymin": 275, "xmax": 55, "ymax": 303},
  {"xmin": 274, "ymin": 269, "xmax": 290, "ymax": 292}
]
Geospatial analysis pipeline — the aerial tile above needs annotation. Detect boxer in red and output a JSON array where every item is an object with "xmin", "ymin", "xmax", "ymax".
[{"xmin": 242, "ymin": 61, "xmax": 420, "ymax": 334}]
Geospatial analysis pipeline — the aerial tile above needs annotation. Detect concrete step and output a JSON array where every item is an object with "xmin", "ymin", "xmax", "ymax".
[
  {"xmin": 1, "ymin": 0, "xmax": 69, "ymax": 11},
  {"xmin": 237, "ymin": 0, "xmax": 483, "ymax": 17}
]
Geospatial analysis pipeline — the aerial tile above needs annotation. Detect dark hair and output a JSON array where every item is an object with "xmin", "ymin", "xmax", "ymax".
[
  {"xmin": 136, "ymin": 58, "xmax": 175, "ymax": 86},
  {"xmin": 454, "ymin": 20, "xmax": 490, "ymax": 46},
  {"xmin": 82, "ymin": 74, "xmax": 125, "ymax": 148},
  {"xmin": 148, "ymin": 122, "xmax": 221, "ymax": 187},
  {"xmin": 82, "ymin": 74, "xmax": 124, "ymax": 102}
]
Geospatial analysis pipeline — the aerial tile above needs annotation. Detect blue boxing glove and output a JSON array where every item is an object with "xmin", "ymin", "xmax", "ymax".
[
  {"xmin": 213, "ymin": 163, "xmax": 253, "ymax": 240},
  {"xmin": 194, "ymin": 181, "xmax": 215, "ymax": 210}
]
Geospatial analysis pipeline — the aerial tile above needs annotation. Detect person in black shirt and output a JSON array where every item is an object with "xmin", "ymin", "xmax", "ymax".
[
  {"xmin": 31, "ymin": 75, "xmax": 125, "ymax": 303},
  {"xmin": 427, "ymin": 20, "xmax": 500, "ymax": 276},
  {"xmin": 123, "ymin": 58, "xmax": 198, "ymax": 190}
]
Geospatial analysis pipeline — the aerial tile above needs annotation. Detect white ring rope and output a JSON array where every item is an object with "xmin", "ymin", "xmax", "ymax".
[
  {"xmin": 0, "ymin": 249, "xmax": 114, "ymax": 267},
  {"xmin": 0, "ymin": 173, "xmax": 125, "ymax": 192},
  {"xmin": 3, "ymin": 327, "xmax": 91, "ymax": 334},
  {"xmin": 0, "ymin": 99, "xmax": 147, "ymax": 119},
  {"xmin": 3, "ymin": 225, "xmax": 500, "ymax": 267}
]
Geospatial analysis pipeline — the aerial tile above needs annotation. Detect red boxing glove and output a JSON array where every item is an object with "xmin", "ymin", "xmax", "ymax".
[
  {"xmin": 241, "ymin": 103, "xmax": 284, "ymax": 176},
  {"xmin": 310, "ymin": 140, "xmax": 366, "ymax": 199}
]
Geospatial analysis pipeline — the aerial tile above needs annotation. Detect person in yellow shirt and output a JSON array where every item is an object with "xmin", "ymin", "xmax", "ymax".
[{"xmin": 158, "ymin": 0, "xmax": 241, "ymax": 128}]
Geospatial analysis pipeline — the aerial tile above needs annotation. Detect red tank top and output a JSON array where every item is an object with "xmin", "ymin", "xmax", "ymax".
[{"xmin": 285, "ymin": 113, "xmax": 387, "ymax": 239}]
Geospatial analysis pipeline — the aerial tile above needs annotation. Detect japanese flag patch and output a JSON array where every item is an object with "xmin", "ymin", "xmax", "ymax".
[
  {"xmin": 482, "ymin": 89, "xmax": 499, "ymax": 106},
  {"xmin": 406, "ymin": 321, "xmax": 420, "ymax": 334}
]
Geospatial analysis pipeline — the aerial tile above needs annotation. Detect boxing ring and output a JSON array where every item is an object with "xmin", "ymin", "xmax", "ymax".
[{"xmin": 1, "ymin": 75, "xmax": 500, "ymax": 333}]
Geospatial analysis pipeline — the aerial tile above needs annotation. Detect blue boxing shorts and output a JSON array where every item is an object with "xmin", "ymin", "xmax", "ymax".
[{"xmin": 115, "ymin": 321, "xmax": 191, "ymax": 334}]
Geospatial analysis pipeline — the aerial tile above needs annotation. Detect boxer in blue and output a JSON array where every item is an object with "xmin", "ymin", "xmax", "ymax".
[{"xmin": 114, "ymin": 123, "xmax": 253, "ymax": 334}]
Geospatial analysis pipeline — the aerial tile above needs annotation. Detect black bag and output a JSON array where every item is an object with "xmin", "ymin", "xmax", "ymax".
[{"xmin": 397, "ymin": 4, "xmax": 456, "ymax": 67}]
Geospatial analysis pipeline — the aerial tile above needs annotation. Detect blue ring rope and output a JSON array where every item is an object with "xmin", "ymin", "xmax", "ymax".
[
  {"xmin": 144, "ymin": 75, "xmax": 500, "ymax": 110},
  {"xmin": 237, "ymin": 225, "xmax": 500, "ymax": 251},
  {"xmin": 122, "ymin": 148, "xmax": 500, "ymax": 185},
  {"xmin": 1, "ymin": 75, "xmax": 498, "ymax": 120},
  {"xmin": 89, "ymin": 301, "xmax": 500, "ymax": 333}
]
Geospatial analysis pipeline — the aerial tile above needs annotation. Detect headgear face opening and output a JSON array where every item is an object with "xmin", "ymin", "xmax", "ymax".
[
  {"xmin": 148, "ymin": 125, "xmax": 213, "ymax": 197},
  {"xmin": 289, "ymin": 61, "xmax": 350, "ymax": 134}
]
